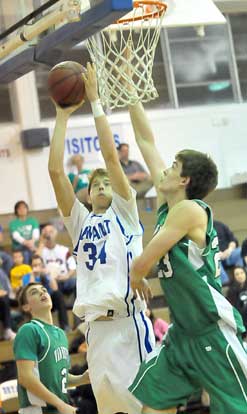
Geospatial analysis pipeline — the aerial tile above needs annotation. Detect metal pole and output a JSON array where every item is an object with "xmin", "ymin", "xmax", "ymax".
[
  {"xmin": 225, "ymin": 14, "xmax": 243, "ymax": 102},
  {"xmin": 160, "ymin": 27, "xmax": 179, "ymax": 109}
]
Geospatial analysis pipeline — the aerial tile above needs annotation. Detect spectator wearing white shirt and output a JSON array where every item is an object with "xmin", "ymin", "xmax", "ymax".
[{"xmin": 37, "ymin": 224, "xmax": 76, "ymax": 295}]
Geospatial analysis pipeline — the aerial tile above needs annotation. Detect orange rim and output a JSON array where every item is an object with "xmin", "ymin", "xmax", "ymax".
[{"xmin": 116, "ymin": 1, "xmax": 167, "ymax": 24}]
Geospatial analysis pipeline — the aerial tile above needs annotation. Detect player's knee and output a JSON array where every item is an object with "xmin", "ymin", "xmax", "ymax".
[{"xmin": 142, "ymin": 406, "xmax": 177, "ymax": 414}]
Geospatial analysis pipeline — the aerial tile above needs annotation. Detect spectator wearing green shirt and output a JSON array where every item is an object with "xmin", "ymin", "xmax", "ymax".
[
  {"xmin": 67, "ymin": 154, "xmax": 91, "ymax": 205},
  {"xmin": 9, "ymin": 201, "xmax": 40, "ymax": 264}
]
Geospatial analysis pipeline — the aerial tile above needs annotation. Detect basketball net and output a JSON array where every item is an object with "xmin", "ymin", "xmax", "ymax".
[{"xmin": 87, "ymin": 1, "xmax": 167, "ymax": 109}]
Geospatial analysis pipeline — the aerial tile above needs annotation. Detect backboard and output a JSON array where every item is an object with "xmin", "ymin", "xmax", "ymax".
[
  {"xmin": 163, "ymin": 0, "xmax": 226, "ymax": 28},
  {"xmin": 0, "ymin": 0, "xmax": 133, "ymax": 83}
]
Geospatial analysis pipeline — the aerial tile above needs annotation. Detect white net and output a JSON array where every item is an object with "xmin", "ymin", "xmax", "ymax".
[{"xmin": 87, "ymin": 1, "xmax": 167, "ymax": 109}]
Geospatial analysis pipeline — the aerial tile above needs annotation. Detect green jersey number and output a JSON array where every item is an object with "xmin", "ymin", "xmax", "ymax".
[
  {"xmin": 158, "ymin": 253, "xmax": 173, "ymax": 279},
  {"xmin": 61, "ymin": 367, "xmax": 67, "ymax": 394}
]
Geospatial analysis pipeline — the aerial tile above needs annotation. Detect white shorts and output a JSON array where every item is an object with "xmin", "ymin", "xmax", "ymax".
[{"xmin": 86, "ymin": 312, "xmax": 155, "ymax": 414}]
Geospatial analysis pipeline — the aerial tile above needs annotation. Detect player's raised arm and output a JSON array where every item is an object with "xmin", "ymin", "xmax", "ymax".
[
  {"xmin": 128, "ymin": 102, "xmax": 166, "ymax": 202},
  {"xmin": 48, "ymin": 103, "xmax": 82, "ymax": 216},
  {"xmin": 83, "ymin": 62, "xmax": 132, "ymax": 201}
]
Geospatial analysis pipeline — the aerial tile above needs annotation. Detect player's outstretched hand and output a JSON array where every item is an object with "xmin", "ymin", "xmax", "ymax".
[
  {"xmin": 51, "ymin": 97, "xmax": 84, "ymax": 118},
  {"xmin": 82, "ymin": 62, "xmax": 99, "ymax": 103},
  {"xmin": 131, "ymin": 277, "xmax": 152, "ymax": 303}
]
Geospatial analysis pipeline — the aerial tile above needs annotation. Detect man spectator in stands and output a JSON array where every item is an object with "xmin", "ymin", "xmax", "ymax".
[
  {"xmin": 67, "ymin": 154, "xmax": 91, "ymax": 205},
  {"xmin": 37, "ymin": 224, "xmax": 76, "ymax": 295},
  {"xmin": 0, "ymin": 267, "xmax": 16, "ymax": 340},
  {"xmin": 9, "ymin": 201, "xmax": 40, "ymax": 264},
  {"xmin": 118, "ymin": 142, "xmax": 153, "ymax": 198},
  {"xmin": 214, "ymin": 219, "xmax": 244, "ymax": 285},
  {"xmin": 31, "ymin": 254, "xmax": 70, "ymax": 331},
  {"xmin": 0, "ymin": 224, "xmax": 13, "ymax": 276},
  {"xmin": 10, "ymin": 250, "xmax": 32, "ymax": 297}
]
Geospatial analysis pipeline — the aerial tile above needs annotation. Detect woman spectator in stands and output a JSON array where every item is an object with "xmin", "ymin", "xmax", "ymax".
[
  {"xmin": 9, "ymin": 201, "xmax": 40, "ymax": 264},
  {"xmin": 227, "ymin": 266, "xmax": 247, "ymax": 331}
]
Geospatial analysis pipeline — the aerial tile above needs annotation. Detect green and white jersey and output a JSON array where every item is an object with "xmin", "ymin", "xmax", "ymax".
[
  {"xmin": 156, "ymin": 200, "xmax": 245, "ymax": 335},
  {"xmin": 14, "ymin": 319, "xmax": 70, "ymax": 413}
]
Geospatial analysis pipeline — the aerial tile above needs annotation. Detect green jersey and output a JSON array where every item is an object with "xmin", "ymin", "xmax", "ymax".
[
  {"xmin": 156, "ymin": 200, "xmax": 245, "ymax": 335},
  {"xmin": 9, "ymin": 217, "xmax": 39, "ymax": 249},
  {"xmin": 14, "ymin": 319, "xmax": 70, "ymax": 413}
]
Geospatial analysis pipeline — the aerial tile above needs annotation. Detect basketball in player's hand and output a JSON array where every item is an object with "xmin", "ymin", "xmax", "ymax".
[{"xmin": 48, "ymin": 61, "xmax": 86, "ymax": 107}]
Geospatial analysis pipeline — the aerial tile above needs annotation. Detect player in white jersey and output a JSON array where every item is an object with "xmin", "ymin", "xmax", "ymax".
[{"xmin": 48, "ymin": 63, "xmax": 155, "ymax": 414}]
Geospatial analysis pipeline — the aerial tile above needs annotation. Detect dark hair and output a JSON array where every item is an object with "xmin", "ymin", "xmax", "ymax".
[
  {"xmin": 233, "ymin": 266, "xmax": 247, "ymax": 275},
  {"xmin": 176, "ymin": 149, "xmax": 218, "ymax": 200},
  {"xmin": 117, "ymin": 143, "xmax": 129, "ymax": 151},
  {"xmin": 14, "ymin": 200, "xmax": 28, "ymax": 216},
  {"xmin": 18, "ymin": 282, "xmax": 43, "ymax": 308},
  {"xmin": 88, "ymin": 168, "xmax": 109, "ymax": 194},
  {"xmin": 12, "ymin": 249, "xmax": 24, "ymax": 256},
  {"xmin": 31, "ymin": 254, "xmax": 44, "ymax": 265}
]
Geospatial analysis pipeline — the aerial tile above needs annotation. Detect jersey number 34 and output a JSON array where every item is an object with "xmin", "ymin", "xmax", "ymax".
[{"xmin": 83, "ymin": 241, "xmax": 107, "ymax": 270}]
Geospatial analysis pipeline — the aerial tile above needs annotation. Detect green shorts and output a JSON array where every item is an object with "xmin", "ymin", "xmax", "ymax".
[{"xmin": 129, "ymin": 321, "xmax": 247, "ymax": 414}]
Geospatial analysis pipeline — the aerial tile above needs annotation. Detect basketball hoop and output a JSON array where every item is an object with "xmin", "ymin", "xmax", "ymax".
[{"xmin": 87, "ymin": 1, "xmax": 167, "ymax": 109}]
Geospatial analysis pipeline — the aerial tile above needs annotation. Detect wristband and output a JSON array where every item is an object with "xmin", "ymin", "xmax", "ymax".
[{"xmin": 90, "ymin": 99, "xmax": 104, "ymax": 118}]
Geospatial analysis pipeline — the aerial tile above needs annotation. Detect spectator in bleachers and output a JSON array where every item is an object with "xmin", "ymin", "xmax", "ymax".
[
  {"xmin": 37, "ymin": 224, "xmax": 76, "ymax": 295},
  {"xmin": 241, "ymin": 238, "xmax": 247, "ymax": 270},
  {"xmin": 68, "ymin": 154, "xmax": 91, "ymax": 204},
  {"xmin": 31, "ymin": 254, "xmax": 70, "ymax": 331},
  {"xmin": 10, "ymin": 250, "xmax": 32, "ymax": 296},
  {"xmin": 146, "ymin": 308, "xmax": 169, "ymax": 344},
  {"xmin": 0, "ymin": 224, "xmax": 13, "ymax": 276},
  {"xmin": 227, "ymin": 266, "xmax": 247, "ymax": 331},
  {"xmin": 0, "ymin": 267, "xmax": 16, "ymax": 340},
  {"xmin": 117, "ymin": 142, "xmax": 153, "ymax": 198},
  {"xmin": 214, "ymin": 219, "xmax": 243, "ymax": 285},
  {"xmin": 9, "ymin": 201, "xmax": 40, "ymax": 264}
]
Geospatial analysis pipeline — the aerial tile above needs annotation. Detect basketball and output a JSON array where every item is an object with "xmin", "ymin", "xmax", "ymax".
[{"xmin": 48, "ymin": 61, "xmax": 85, "ymax": 107}]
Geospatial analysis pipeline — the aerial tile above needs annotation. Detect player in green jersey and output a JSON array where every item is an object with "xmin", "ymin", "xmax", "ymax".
[
  {"xmin": 14, "ymin": 282, "xmax": 89, "ymax": 414},
  {"xmin": 127, "ymin": 102, "xmax": 247, "ymax": 414}
]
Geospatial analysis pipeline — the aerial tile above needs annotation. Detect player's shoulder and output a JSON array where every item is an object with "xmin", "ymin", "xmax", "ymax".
[
  {"xmin": 16, "ymin": 320, "xmax": 40, "ymax": 338},
  {"xmin": 169, "ymin": 200, "xmax": 207, "ymax": 224},
  {"xmin": 175, "ymin": 199, "xmax": 206, "ymax": 212}
]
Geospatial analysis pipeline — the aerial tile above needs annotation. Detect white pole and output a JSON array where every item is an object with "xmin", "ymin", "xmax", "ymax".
[{"xmin": 0, "ymin": 0, "xmax": 81, "ymax": 59}]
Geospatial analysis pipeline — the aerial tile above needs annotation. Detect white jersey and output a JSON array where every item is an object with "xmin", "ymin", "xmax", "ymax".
[
  {"xmin": 63, "ymin": 189, "xmax": 145, "ymax": 321},
  {"xmin": 41, "ymin": 244, "xmax": 76, "ymax": 276}
]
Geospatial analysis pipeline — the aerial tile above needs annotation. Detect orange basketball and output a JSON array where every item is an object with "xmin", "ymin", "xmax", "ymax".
[{"xmin": 48, "ymin": 61, "xmax": 85, "ymax": 107}]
